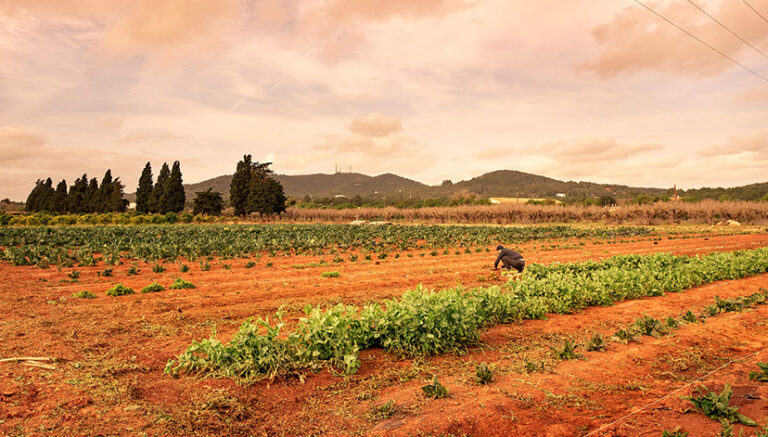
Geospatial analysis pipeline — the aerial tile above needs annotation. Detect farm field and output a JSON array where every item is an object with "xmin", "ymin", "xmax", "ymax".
[{"xmin": 1, "ymin": 225, "xmax": 768, "ymax": 436}]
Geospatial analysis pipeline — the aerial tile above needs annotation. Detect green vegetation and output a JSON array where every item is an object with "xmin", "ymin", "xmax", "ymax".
[
  {"xmin": 684, "ymin": 384, "xmax": 756, "ymax": 426},
  {"xmin": 230, "ymin": 155, "xmax": 286, "ymax": 217},
  {"xmin": 106, "ymin": 283, "xmax": 134, "ymax": 297},
  {"xmin": 192, "ymin": 188, "xmax": 224, "ymax": 216},
  {"xmin": 0, "ymin": 224, "xmax": 657, "ymax": 265},
  {"xmin": 421, "ymin": 376, "xmax": 449, "ymax": 399},
  {"xmin": 166, "ymin": 247, "xmax": 768, "ymax": 382},
  {"xmin": 141, "ymin": 282, "xmax": 165, "ymax": 293},
  {"xmin": 475, "ymin": 362, "xmax": 494, "ymax": 385},
  {"xmin": 586, "ymin": 333, "xmax": 606, "ymax": 352},
  {"xmin": 749, "ymin": 362, "xmax": 768, "ymax": 382},
  {"xmin": 71, "ymin": 290, "xmax": 96, "ymax": 299},
  {"xmin": 321, "ymin": 271, "xmax": 340, "ymax": 278},
  {"xmin": 169, "ymin": 278, "xmax": 195, "ymax": 290}
]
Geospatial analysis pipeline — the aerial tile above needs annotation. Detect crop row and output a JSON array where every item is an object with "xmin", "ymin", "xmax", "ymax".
[
  {"xmin": 0, "ymin": 224, "xmax": 656, "ymax": 264},
  {"xmin": 164, "ymin": 246, "xmax": 768, "ymax": 382}
]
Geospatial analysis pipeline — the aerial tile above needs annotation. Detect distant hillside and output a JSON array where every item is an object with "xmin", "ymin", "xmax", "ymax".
[
  {"xmin": 126, "ymin": 169, "xmax": 768, "ymax": 204},
  {"xmin": 175, "ymin": 172, "xmax": 427, "ymax": 201}
]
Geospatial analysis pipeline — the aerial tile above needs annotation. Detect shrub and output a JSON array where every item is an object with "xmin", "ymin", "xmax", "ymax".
[
  {"xmin": 321, "ymin": 271, "xmax": 340, "ymax": 278},
  {"xmin": 422, "ymin": 376, "xmax": 449, "ymax": 399},
  {"xmin": 169, "ymin": 278, "xmax": 195, "ymax": 289},
  {"xmin": 141, "ymin": 282, "xmax": 165, "ymax": 293},
  {"xmin": 106, "ymin": 283, "xmax": 134, "ymax": 297},
  {"xmin": 72, "ymin": 290, "xmax": 96, "ymax": 299}
]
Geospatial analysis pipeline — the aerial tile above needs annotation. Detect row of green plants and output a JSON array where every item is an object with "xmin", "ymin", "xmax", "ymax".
[
  {"xmin": 164, "ymin": 246, "xmax": 768, "ymax": 382},
  {"xmin": 72, "ymin": 278, "xmax": 197, "ymax": 299},
  {"xmin": 0, "ymin": 224, "xmax": 656, "ymax": 265}
]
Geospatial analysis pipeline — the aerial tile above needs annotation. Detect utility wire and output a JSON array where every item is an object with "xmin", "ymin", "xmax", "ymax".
[
  {"xmin": 633, "ymin": 0, "xmax": 768, "ymax": 83},
  {"xmin": 742, "ymin": 0, "xmax": 768, "ymax": 25},
  {"xmin": 686, "ymin": 0, "xmax": 768, "ymax": 61}
]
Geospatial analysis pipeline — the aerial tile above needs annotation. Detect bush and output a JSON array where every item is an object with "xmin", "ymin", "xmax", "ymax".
[
  {"xmin": 72, "ymin": 290, "xmax": 96, "ymax": 299},
  {"xmin": 106, "ymin": 283, "xmax": 134, "ymax": 297},
  {"xmin": 169, "ymin": 278, "xmax": 195, "ymax": 289},
  {"xmin": 141, "ymin": 282, "xmax": 165, "ymax": 293},
  {"xmin": 321, "ymin": 271, "xmax": 340, "ymax": 278}
]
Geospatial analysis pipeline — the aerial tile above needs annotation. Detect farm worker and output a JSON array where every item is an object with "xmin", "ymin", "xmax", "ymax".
[{"xmin": 494, "ymin": 245, "xmax": 525, "ymax": 272}]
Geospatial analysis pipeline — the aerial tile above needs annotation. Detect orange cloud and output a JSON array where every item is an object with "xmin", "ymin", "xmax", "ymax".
[
  {"xmin": 699, "ymin": 129, "xmax": 768, "ymax": 158},
  {"xmin": 0, "ymin": 126, "xmax": 46, "ymax": 161},
  {"xmin": 585, "ymin": 0, "xmax": 768, "ymax": 77},
  {"xmin": 533, "ymin": 138, "xmax": 664, "ymax": 162},
  {"xmin": 348, "ymin": 113, "xmax": 403, "ymax": 137},
  {"xmin": 1, "ymin": 0, "xmax": 245, "ymax": 59}
]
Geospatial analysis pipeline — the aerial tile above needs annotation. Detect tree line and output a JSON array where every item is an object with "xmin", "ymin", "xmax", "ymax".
[
  {"xmin": 134, "ymin": 161, "xmax": 186, "ymax": 214},
  {"xmin": 23, "ymin": 156, "xmax": 287, "ymax": 217},
  {"xmin": 25, "ymin": 170, "xmax": 127, "ymax": 213}
]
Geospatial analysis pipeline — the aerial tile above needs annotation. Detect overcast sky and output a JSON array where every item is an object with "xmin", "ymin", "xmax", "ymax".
[{"xmin": 1, "ymin": 0, "xmax": 768, "ymax": 200}]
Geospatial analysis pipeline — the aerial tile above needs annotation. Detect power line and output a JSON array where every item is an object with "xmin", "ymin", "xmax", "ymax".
[
  {"xmin": 632, "ymin": 0, "xmax": 768, "ymax": 83},
  {"xmin": 742, "ymin": 0, "xmax": 768, "ymax": 25},
  {"xmin": 686, "ymin": 0, "xmax": 768, "ymax": 61}
]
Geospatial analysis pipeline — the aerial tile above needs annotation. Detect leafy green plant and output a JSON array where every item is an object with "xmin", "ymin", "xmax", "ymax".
[
  {"xmin": 106, "ymin": 283, "xmax": 134, "ymax": 297},
  {"xmin": 367, "ymin": 400, "xmax": 396, "ymax": 420},
  {"xmin": 152, "ymin": 262, "xmax": 166, "ymax": 273},
  {"xmin": 321, "ymin": 271, "xmax": 340, "ymax": 278},
  {"xmin": 684, "ymin": 384, "xmax": 756, "ymax": 426},
  {"xmin": 71, "ymin": 290, "xmax": 95, "ymax": 299},
  {"xmin": 586, "ymin": 333, "xmax": 606, "ymax": 352},
  {"xmin": 141, "ymin": 282, "xmax": 165, "ymax": 293},
  {"xmin": 613, "ymin": 327, "xmax": 637, "ymax": 343},
  {"xmin": 98, "ymin": 268, "xmax": 113, "ymax": 277},
  {"xmin": 348, "ymin": 254, "xmax": 358, "ymax": 262},
  {"xmin": 633, "ymin": 315, "xmax": 668, "ymax": 337},
  {"xmin": 422, "ymin": 376, "xmax": 449, "ymax": 399},
  {"xmin": 169, "ymin": 278, "xmax": 195, "ymax": 290},
  {"xmin": 244, "ymin": 261, "xmax": 256, "ymax": 269},
  {"xmin": 200, "ymin": 260, "xmax": 211, "ymax": 271},
  {"xmin": 179, "ymin": 264, "xmax": 190, "ymax": 273},
  {"xmin": 682, "ymin": 310, "xmax": 699, "ymax": 323},
  {"xmin": 749, "ymin": 362, "xmax": 768, "ymax": 382},
  {"xmin": 666, "ymin": 317, "xmax": 680, "ymax": 329},
  {"xmin": 475, "ymin": 362, "xmax": 494, "ymax": 385},
  {"xmin": 127, "ymin": 265, "xmax": 139, "ymax": 276},
  {"xmin": 553, "ymin": 339, "xmax": 581, "ymax": 360}
]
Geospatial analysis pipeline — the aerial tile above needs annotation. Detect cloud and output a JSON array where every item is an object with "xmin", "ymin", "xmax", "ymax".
[
  {"xmin": 532, "ymin": 138, "xmax": 664, "ymax": 162},
  {"xmin": 348, "ymin": 113, "xmax": 403, "ymax": 137},
  {"xmin": 1, "ymin": 0, "xmax": 245, "ymax": 61},
  {"xmin": 584, "ymin": 0, "xmax": 768, "ymax": 77},
  {"xmin": 0, "ymin": 126, "xmax": 46, "ymax": 161},
  {"xmin": 699, "ymin": 130, "xmax": 768, "ymax": 158}
]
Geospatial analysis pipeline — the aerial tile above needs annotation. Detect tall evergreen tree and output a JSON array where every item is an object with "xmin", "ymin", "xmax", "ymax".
[
  {"xmin": 150, "ymin": 162, "xmax": 170, "ymax": 213},
  {"xmin": 109, "ymin": 178, "xmax": 127, "ymax": 212},
  {"xmin": 25, "ymin": 180, "xmax": 44, "ymax": 212},
  {"xmin": 161, "ymin": 161, "xmax": 185, "ymax": 213},
  {"xmin": 67, "ymin": 174, "xmax": 88, "ymax": 213},
  {"xmin": 97, "ymin": 170, "xmax": 114, "ymax": 213},
  {"xmin": 52, "ymin": 179, "xmax": 68, "ymax": 213},
  {"xmin": 86, "ymin": 178, "xmax": 99, "ymax": 213},
  {"xmin": 230, "ymin": 155, "xmax": 252, "ymax": 216},
  {"xmin": 37, "ymin": 178, "xmax": 55, "ymax": 212},
  {"xmin": 135, "ymin": 162, "xmax": 153, "ymax": 213}
]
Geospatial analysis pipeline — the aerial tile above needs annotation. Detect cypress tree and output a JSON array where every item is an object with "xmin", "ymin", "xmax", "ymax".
[
  {"xmin": 68, "ymin": 174, "xmax": 88, "ymax": 213},
  {"xmin": 135, "ymin": 162, "xmax": 153, "ymax": 213},
  {"xmin": 230, "ymin": 155, "xmax": 252, "ymax": 216},
  {"xmin": 98, "ymin": 170, "xmax": 114, "ymax": 213},
  {"xmin": 110, "ymin": 178, "xmax": 127, "ymax": 212},
  {"xmin": 52, "ymin": 179, "xmax": 68, "ymax": 213},
  {"xmin": 37, "ymin": 178, "xmax": 55, "ymax": 212},
  {"xmin": 86, "ymin": 178, "xmax": 99, "ymax": 213},
  {"xmin": 150, "ymin": 162, "xmax": 170, "ymax": 213},
  {"xmin": 162, "ymin": 161, "xmax": 185, "ymax": 213},
  {"xmin": 25, "ymin": 180, "xmax": 43, "ymax": 212}
]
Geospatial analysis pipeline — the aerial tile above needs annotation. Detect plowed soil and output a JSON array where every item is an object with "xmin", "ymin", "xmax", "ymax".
[{"xmin": 2, "ymin": 232, "xmax": 768, "ymax": 436}]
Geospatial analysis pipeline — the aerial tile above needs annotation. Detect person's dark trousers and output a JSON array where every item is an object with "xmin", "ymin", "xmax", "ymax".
[{"xmin": 501, "ymin": 256, "xmax": 525, "ymax": 272}]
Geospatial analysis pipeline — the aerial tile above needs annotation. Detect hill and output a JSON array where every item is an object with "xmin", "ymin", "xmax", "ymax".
[{"xmin": 126, "ymin": 169, "xmax": 768, "ymax": 204}]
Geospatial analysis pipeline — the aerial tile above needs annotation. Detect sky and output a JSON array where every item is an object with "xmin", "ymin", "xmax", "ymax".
[{"xmin": 1, "ymin": 0, "xmax": 768, "ymax": 200}]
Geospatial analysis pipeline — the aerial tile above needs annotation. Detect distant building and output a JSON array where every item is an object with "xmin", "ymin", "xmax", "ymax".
[
  {"xmin": 489, "ymin": 198, "xmax": 501, "ymax": 205},
  {"xmin": 128, "ymin": 202, "xmax": 136, "ymax": 210},
  {"xmin": 556, "ymin": 193, "xmax": 566, "ymax": 198}
]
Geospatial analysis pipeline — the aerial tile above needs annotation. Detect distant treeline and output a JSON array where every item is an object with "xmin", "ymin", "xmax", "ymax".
[{"xmin": 25, "ymin": 170, "xmax": 127, "ymax": 214}]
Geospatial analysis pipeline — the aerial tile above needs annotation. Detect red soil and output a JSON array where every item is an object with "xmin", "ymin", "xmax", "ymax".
[{"xmin": 1, "ymin": 232, "xmax": 767, "ymax": 436}]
